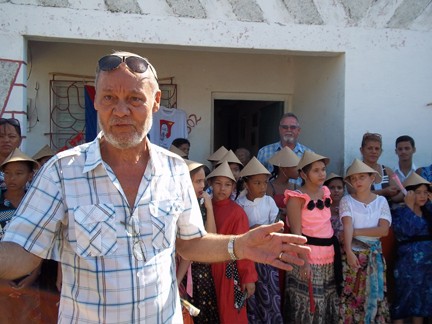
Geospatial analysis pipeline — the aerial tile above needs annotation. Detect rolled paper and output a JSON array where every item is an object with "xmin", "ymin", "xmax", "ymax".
[
  {"xmin": 391, "ymin": 173, "xmax": 407, "ymax": 196},
  {"xmin": 181, "ymin": 298, "xmax": 200, "ymax": 316}
]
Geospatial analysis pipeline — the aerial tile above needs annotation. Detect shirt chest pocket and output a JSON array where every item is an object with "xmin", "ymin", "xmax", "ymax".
[
  {"xmin": 73, "ymin": 204, "xmax": 117, "ymax": 257},
  {"xmin": 149, "ymin": 199, "xmax": 184, "ymax": 250}
]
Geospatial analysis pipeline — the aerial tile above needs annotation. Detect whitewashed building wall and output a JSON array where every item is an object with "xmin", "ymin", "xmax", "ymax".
[{"xmin": 0, "ymin": 0, "xmax": 431, "ymax": 171}]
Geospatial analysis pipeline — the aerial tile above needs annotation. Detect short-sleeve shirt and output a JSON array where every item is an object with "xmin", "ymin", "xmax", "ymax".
[
  {"xmin": 2, "ymin": 132, "xmax": 206, "ymax": 323},
  {"xmin": 283, "ymin": 186, "xmax": 334, "ymax": 264},
  {"xmin": 236, "ymin": 193, "xmax": 279, "ymax": 227},
  {"xmin": 419, "ymin": 164, "xmax": 432, "ymax": 182},
  {"xmin": 339, "ymin": 194, "xmax": 392, "ymax": 241},
  {"xmin": 393, "ymin": 164, "xmax": 417, "ymax": 183}
]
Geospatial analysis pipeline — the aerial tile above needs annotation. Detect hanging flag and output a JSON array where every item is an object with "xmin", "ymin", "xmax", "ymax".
[{"xmin": 84, "ymin": 85, "xmax": 97, "ymax": 142}]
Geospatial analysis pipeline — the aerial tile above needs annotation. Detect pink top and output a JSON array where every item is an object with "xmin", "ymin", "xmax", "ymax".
[{"xmin": 284, "ymin": 186, "xmax": 335, "ymax": 264}]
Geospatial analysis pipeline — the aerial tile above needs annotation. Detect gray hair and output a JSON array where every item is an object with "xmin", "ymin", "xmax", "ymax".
[{"xmin": 280, "ymin": 112, "xmax": 299, "ymax": 124}]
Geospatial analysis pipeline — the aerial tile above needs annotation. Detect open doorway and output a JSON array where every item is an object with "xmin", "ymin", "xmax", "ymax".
[{"xmin": 213, "ymin": 99, "xmax": 284, "ymax": 157}]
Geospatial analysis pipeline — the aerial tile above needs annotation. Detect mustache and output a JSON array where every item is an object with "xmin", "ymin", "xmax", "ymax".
[{"xmin": 109, "ymin": 118, "xmax": 136, "ymax": 126}]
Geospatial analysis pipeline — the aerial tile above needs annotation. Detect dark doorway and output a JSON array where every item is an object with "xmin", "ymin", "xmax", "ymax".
[{"xmin": 213, "ymin": 99, "xmax": 284, "ymax": 157}]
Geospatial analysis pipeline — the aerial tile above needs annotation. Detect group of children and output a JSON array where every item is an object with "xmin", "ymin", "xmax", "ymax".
[
  {"xmin": 178, "ymin": 142, "xmax": 432, "ymax": 324},
  {"xmin": 1, "ymin": 131, "xmax": 430, "ymax": 323}
]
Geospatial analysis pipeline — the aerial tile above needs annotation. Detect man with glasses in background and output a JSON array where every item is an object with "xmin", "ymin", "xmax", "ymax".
[
  {"xmin": 0, "ymin": 51, "xmax": 310, "ymax": 323},
  {"xmin": 257, "ymin": 112, "xmax": 313, "ymax": 185}
]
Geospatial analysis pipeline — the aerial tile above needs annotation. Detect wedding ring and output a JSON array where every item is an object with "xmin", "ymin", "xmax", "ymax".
[{"xmin": 278, "ymin": 252, "xmax": 284, "ymax": 260}]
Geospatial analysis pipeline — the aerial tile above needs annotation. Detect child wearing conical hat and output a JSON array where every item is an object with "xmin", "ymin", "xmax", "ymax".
[
  {"xmin": 0, "ymin": 148, "xmax": 39, "ymax": 237},
  {"xmin": 266, "ymin": 145, "xmax": 301, "ymax": 313},
  {"xmin": 266, "ymin": 146, "xmax": 300, "ymax": 209},
  {"xmin": 32, "ymin": 144, "xmax": 56, "ymax": 168},
  {"xmin": 283, "ymin": 151, "xmax": 339, "ymax": 323},
  {"xmin": 324, "ymin": 173, "xmax": 345, "ymax": 239},
  {"xmin": 0, "ymin": 148, "xmax": 41, "ymax": 323},
  {"xmin": 216, "ymin": 149, "xmax": 243, "ymax": 181},
  {"xmin": 215, "ymin": 150, "xmax": 244, "ymax": 200},
  {"xmin": 207, "ymin": 146, "xmax": 228, "ymax": 169},
  {"xmin": 236, "ymin": 157, "xmax": 282, "ymax": 323},
  {"xmin": 390, "ymin": 173, "xmax": 432, "ymax": 322},
  {"xmin": 176, "ymin": 159, "xmax": 219, "ymax": 323},
  {"xmin": 339, "ymin": 159, "xmax": 391, "ymax": 323},
  {"xmin": 207, "ymin": 161, "xmax": 257, "ymax": 324}
]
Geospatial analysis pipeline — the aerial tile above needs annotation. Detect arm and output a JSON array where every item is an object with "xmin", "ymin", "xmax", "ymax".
[
  {"xmin": 176, "ymin": 255, "xmax": 191, "ymax": 285},
  {"xmin": 286, "ymin": 196, "xmax": 310, "ymax": 278},
  {"xmin": 372, "ymin": 167, "xmax": 400, "ymax": 198},
  {"xmin": 403, "ymin": 190, "xmax": 416, "ymax": 211},
  {"xmin": 202, "ymin": 192, "xmax": 217, "ymax": 233},
  {"xmin": 0, "ymin": 242, "xmax": 42, "ymax": 280},
  {"xmin": 176, "ymin": 221, "xmax": 310, "ymax": 271},
  {"xmin": 353, "ymin": 218, "xmax": 390, "ymax": 237},
  {"xmin": 269, "ymin": 197, "xmax": 280, "ymax": 224},
  {"xmin": 372, "ymin": 186, "xmax": 400, "ymax": 198},
  {"xmin": 286, "ymin": 197, "xmax": 303, "ymax": 236},
  {"xmin": 12, "ymin": 262, "xmax": 42, "ymax": 290},
  {"xmin": 243, "ymin": 282, "xmax": 256, "ymax": 298},
  {"xmin": 342, "ymin": 216, "xmax": 360, "ymax": 269}
]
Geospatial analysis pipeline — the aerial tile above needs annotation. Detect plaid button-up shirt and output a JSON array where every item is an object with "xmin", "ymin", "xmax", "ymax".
[{"xmin": 3, "ymin": 133, "xmax": 206, "ymax": 323}]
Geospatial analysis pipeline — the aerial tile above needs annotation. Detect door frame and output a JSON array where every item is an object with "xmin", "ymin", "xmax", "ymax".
[{"xmin": 211, "ymin": 92, "xmax": 293, "ymax": 154}]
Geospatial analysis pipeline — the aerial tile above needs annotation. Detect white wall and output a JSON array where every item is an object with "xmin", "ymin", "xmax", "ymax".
[
  {"xmin": 1, "ymin": 1, "xmax": 431, "ymax": 170},
  {"xmin": 343, "ymin": 29, "xmax": 432, "ymax": 169},
  {"xmin": 26, "ymin": 42, "xmax": 298, "ymax": 163},
  {"xmin": 293, "ymin": 55, "xmax": 345, "ymax": 174}
]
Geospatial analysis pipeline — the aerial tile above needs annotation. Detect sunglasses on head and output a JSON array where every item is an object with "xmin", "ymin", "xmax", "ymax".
[
  {"xmin": 307, "ymin": 198, "xmax": 331, "ymax": 211},
  {"xmin": 98, "ymin": 55, "xmax": 158, "ymax": 80},
  {"xmin": 279, "ymin": 125, "xmax": 299, "ymax": 131},
  {"xmin": 0, "ymin": 118, "xmax": 20, "ymax": 127}
]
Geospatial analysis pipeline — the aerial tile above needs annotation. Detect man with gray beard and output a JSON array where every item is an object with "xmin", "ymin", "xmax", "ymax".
[
  {"xmin": 0, "ymin": 51, "xmax": 310, "ymax": 323},
  {"xmin": 257, "ymin": 112, "xmax": 313, "ymax": 185}
]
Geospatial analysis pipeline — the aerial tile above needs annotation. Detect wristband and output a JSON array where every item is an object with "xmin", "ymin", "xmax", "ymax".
[{"xmin": 228, "ymin": 236, "xmax": 239, "ymax": 261}]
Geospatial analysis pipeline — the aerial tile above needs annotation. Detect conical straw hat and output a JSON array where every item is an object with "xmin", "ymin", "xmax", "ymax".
[
  {"xmin": 324, "ymin": 172, "xmax": 343, "ymax": 184},
  {"xmin": 297, "ymin": 151, "xmax": 330, "ymax": 171},
  {"xmin": 268, "ymin": 147, "xmax": 300, "ymax": 168},
  {"xmin": 207, "ymin": 146, "xmax": 228, "ymax": 162},
  {"xmin": 184, "ymin": 159, "xmax": 204, "ymax": 173},
  {"xmin": 344, "ymin": 159, "xmax": 381, "ymax": 182},
  {"xmin": 1, "ymin": 148, "xmax": 39, "ymax": 171},
  {"xmin": 169, "ymin": 144, "xmax": 188, "ymax": 158},
  {"xmin": 239, "ymin": 157, "xmax": 270, "ymax": 178},
  {"xmin": 403, "ymin": 172, "xmax": 431, "ymax": 188},
  {"xmin": 206, "ymin": 161, "xmax": 236, "ymax": 182},
  {"xmin": 32, "ymin": 144, "xmax": 56, "ymax": 161},
  {"xmin": 216, "ymin": 150, "xmax": 243, "ymax": 167}
]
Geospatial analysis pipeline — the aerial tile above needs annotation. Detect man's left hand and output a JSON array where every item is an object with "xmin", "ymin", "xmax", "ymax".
[{"xmin": 235, "ymin": 221, "xmax": 310, "ymax": 271}]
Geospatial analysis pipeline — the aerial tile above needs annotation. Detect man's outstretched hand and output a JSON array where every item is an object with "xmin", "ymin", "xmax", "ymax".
[{"xmin": 235, "ymin": 221, "xmax": 310, "ymax": 271}]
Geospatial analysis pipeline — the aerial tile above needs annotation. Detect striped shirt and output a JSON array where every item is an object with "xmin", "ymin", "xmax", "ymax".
[{"xmin": 3, "ymin": 133, "xmax": 206, "ymax": 323}]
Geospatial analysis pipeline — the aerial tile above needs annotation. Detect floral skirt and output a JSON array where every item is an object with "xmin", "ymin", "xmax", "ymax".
[
  {"xmin": 283, "ymin": 262, "xmax": 339, "ymax": 324},
  {"xmin": 339, "ymin": 239, "xmax": 390, "ymax": 323}
]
